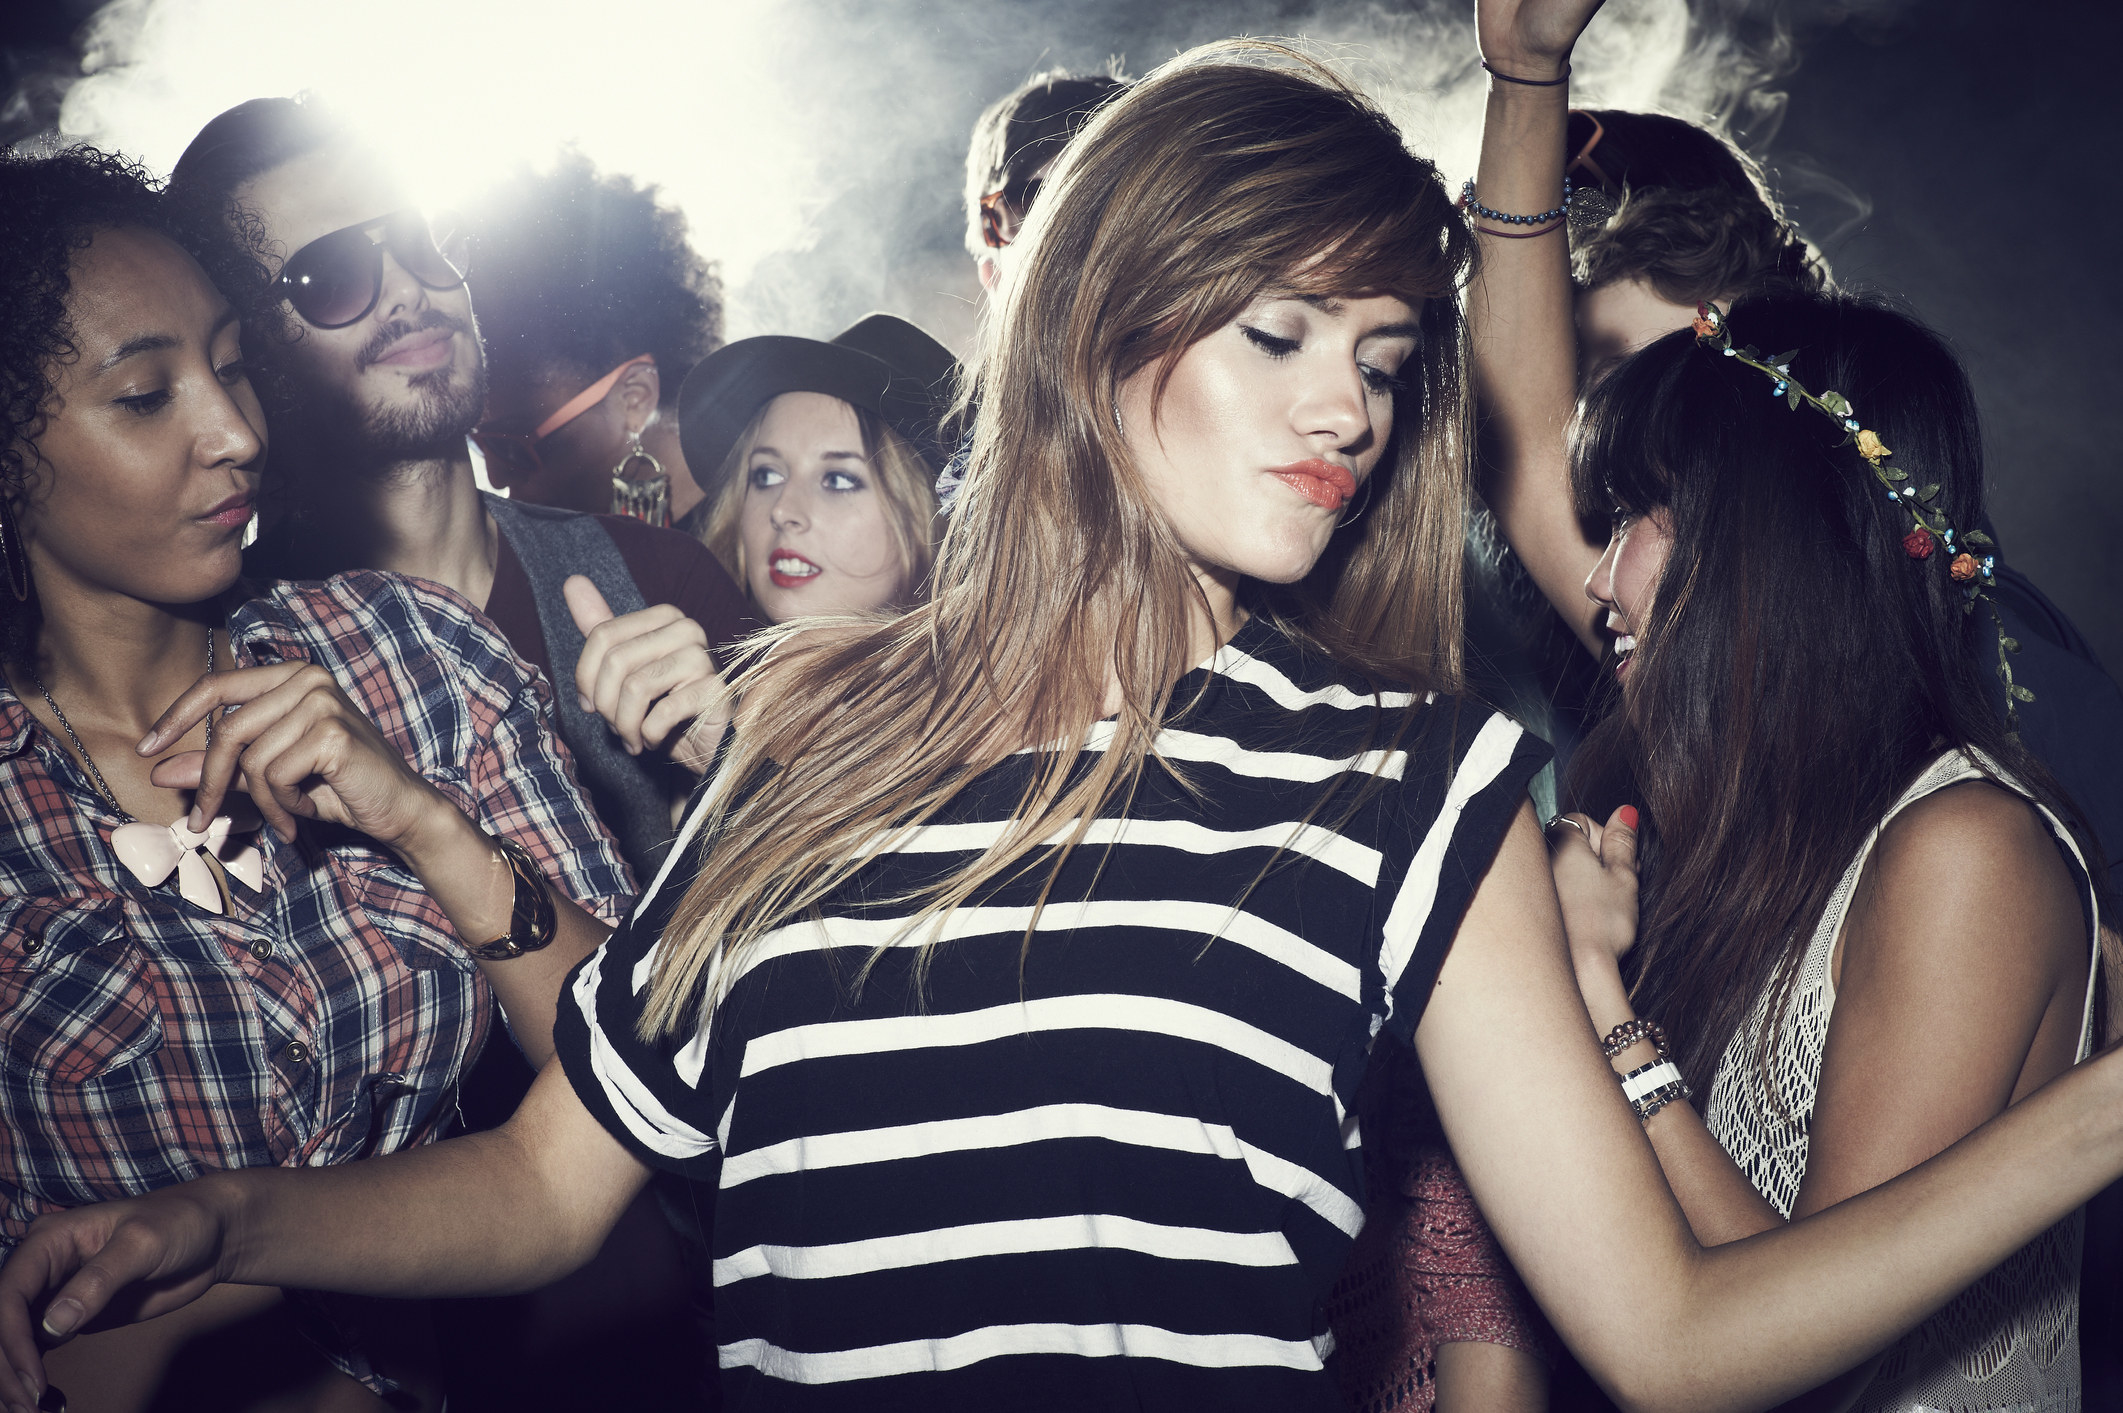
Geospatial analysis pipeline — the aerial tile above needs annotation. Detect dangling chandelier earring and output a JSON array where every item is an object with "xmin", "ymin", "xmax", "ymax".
[
  {"xmin": 1, "ymin": 498, "xmax": 31, "ymax": 603},
  {"xmin": 610, "ymin": 428, "xmax": 670, "ymax": 528}
]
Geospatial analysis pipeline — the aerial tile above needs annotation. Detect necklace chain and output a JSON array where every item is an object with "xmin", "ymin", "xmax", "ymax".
[{"xmin": 32, "ymin": 628, "xmax": 217, "ymax": 821}]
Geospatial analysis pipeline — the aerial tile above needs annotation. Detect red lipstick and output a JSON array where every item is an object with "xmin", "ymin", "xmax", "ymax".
[
  {"xmin": 1269, "ymin": 458, "xmax": 1358, "ymax": 511},
  {"xmin": 767, "ymin": 548, "xmax": 823, "ymax": 590}
]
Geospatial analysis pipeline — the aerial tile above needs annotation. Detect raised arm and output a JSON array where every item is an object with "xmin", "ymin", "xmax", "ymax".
[
  {"xmin": 0, "ymin": 1058, "xmax": 651, "ymax": 1411},
  {"xmin": 1470, "ymin": 0, "xmax": 1609, "ymax": 654},
  {"xmin": 1414, "ymin": 802, "xmax": 2123, "ymax": 1413}
]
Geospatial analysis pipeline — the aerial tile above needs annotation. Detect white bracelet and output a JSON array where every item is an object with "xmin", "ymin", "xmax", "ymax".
[{"xmin": 1621, "ymin": 1060, "xmax": 1684, "ymax": 1104}]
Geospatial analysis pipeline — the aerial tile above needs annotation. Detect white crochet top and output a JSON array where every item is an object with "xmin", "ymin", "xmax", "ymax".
[{"xmin": 1703, "ymin": 750, "xmax": 2100, "ymax": 1413}]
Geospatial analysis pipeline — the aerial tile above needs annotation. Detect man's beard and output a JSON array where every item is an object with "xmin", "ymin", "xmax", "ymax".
[{"xmin": 282, "ymin": 310, "xmax": 489, "ymax": 470}]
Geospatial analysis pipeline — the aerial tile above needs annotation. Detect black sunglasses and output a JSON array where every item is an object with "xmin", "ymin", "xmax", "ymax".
[{"xmin": 274, "ymin": 209, "xmax": 469, "ymax": 329}]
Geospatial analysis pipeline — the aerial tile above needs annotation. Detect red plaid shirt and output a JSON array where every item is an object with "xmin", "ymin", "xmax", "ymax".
[{"xmin": 0, "ymin": 572, "xmax": 632, "ymax": 1250}]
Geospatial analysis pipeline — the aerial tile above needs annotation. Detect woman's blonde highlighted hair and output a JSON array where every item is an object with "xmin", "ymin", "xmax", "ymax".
[
  {"xmin": 697, "ymin": 399, "xmax": 940, "ymax": 610},
  {"xmin": 640, "ymin": 40, "xmax": 1474, "ymax": 1040}
]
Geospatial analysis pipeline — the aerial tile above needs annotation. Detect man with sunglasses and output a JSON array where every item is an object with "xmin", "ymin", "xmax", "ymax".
[
  {"xmin": 170, "ymin": 99, "xmax": 749, "ymax": 880},
  {"xmin": 168, "ymin": 97, "xmax": 743, "ymax": 1411}
]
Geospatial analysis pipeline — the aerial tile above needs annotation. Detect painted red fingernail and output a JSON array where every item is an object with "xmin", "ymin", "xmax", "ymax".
[{"xmin": 1618, "ymin": 805, "xmax": 1639, "ymax": 830}]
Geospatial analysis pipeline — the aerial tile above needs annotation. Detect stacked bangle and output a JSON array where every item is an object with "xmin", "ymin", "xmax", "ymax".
[
  {"xmin": 1604, "ymin": 1019, "xmax": 1689, "ymax": 1122},
  {"xmin": 1621, "ymin": 1059, "xmax": 1692, "ymax": 1123},
  {"xmin": 1461, "ymin": 179, "xmax": 1572, "ymax": 229}
]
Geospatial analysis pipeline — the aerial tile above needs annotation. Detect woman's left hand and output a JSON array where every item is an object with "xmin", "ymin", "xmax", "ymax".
[
  {"xmin": 138, "ymin": 663, "xmax": 450, "ymax": 851},
  {"xmin": 1546, "ymin": 805, "xmax": 1640, "ymax": 971}
]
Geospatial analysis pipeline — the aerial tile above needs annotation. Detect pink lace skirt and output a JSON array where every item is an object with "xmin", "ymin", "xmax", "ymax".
[{"xmin": 1327, "ymin": 1143, "xmax": 1550, "ymax": 1413}]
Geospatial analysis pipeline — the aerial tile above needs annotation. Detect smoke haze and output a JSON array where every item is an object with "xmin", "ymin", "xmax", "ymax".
[
  {"xmin": 3, "ymin": 0, "xmax": 2114, "ymax": 673},
  {"xmin": 27, "ymin": 0, "xmax": 1896, "ymax": 348}
]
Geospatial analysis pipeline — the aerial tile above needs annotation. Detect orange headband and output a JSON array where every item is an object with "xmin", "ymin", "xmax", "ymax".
[{"xmin": 532, "ymin": 354, "xmax": 655, "ymax": 440}]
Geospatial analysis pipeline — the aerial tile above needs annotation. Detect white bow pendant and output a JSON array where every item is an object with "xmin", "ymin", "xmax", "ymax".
[{"xmin": 111, "ymin": 813, "xmax": 266, "ymax": 914}]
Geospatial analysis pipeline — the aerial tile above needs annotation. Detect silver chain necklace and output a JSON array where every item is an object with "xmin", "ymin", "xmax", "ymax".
[{"xmin": 31, "ymin": 627, "xmax": 216, "ymax": 821}]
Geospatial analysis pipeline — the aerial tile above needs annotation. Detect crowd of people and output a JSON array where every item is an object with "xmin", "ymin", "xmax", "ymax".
[{"xmin": 0, "ymin": 1, "xmax": 2118, "ymax": 1411}]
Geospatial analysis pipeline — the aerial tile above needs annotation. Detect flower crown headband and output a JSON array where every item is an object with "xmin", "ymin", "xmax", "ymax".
[{"xmin": 1690, "ymin": 301, "xmax": 2032, "ymax": 725}]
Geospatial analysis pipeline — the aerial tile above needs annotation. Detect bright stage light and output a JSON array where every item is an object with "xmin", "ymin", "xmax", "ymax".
[
  {"xmin": 51, "ymin": 0, "xmax": 1735, "ymax": 346},
  {"xmin": 60, "ymin": 0, "xmax": 820, "ymax": 326}
]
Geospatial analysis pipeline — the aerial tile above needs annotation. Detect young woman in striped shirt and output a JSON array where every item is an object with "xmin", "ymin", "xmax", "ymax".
[{"xmin": 5, "ymin": 42, "xmax": 2123, "ymax": 1413}]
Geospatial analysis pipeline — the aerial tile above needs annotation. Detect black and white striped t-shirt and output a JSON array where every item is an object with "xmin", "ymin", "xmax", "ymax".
[{"xmin": 556, "ymin": 617, "xmax": 1548, "ymax": 1410}]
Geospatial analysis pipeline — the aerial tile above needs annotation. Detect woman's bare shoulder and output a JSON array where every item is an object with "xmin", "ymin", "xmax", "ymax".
[{"xmin": 1848, "ymin": 777, "xmax": 2083, "ymax": 989}]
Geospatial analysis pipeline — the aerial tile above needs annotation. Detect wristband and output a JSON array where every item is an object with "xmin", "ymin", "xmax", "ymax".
[
  {"xmin": 1620, "ymin": 1059, "xmax": 1684, "ymax": 1104},
  {"xmin": 1481, "ymin": 58, "xmax": 1570, "ymax": 87},
  {"xmin": 1619, "ymin": 1059, "xmax": 1692, "ymax": 1124}
]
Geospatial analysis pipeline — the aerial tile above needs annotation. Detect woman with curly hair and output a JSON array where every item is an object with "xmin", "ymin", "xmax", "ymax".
[
  {"xmin": 0, "ymin": 148, "xmax": 629, "ymax": 1412},
  {"xmin": 7, "ymin": 45, "xmax": 2123, "ymax": 1413},
  {"xmin": 464, "ymin": 153, "xmax": 724, "ymax": 527}
]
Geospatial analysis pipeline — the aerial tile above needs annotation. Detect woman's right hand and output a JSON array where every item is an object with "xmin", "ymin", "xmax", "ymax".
[
  {"xmin": 1547, "ymin": 804, "xmax": 1640, "ymax": 973},
  {"xmin": 1475, "ymin": 0, "xmax": 1608, "ymax": 75},
  {"xmin": 0, "ymin": 1180, "xmax": 235, "ymax": 1413},
  {"xmin": 565, "ymin": 576, "xmax": 733, "ymax": 776}
]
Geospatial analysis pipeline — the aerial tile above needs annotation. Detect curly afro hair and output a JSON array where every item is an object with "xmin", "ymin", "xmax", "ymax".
[
  {"xmin": 0, "ymin": 147, "xmax": 267, "ymax": 664},
  {"xmin": 462, "ymin": 152, "xmax": 723, "ymax": 409}
]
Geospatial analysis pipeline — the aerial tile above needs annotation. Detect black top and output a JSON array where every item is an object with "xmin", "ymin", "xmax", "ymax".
[{"xmin": 556, "ymin": 616, "xmax": 1549, "ymax": 1411}]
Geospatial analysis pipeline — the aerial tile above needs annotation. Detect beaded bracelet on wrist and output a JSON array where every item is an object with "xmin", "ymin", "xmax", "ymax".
[
  {"xmin": 1600, "ymin": 1016, "xmax": 1668, "ymax": 1060},
  {"xmin": 1461, "ymin": 179, "xmax": 1572, "ymax": 227}
]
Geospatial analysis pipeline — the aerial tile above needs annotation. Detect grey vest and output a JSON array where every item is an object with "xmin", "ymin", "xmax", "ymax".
[{"xmin": 484, "ymin": 492, "xmax": 678, "ymax": 879}]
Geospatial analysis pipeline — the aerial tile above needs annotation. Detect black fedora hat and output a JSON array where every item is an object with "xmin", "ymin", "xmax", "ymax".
[{"xmin": 679, "ymin": 313, "xmax": 958, "ymax": 496}]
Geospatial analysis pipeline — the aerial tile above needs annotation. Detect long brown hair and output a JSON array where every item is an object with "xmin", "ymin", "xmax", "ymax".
[
  {"xmin": 641, "ymin": 41, "xmax": 1472, "ymax": 1039},
  {"xmin": 1566, "ymin": 293, "xmax": 2101, "ymax": 1096}
]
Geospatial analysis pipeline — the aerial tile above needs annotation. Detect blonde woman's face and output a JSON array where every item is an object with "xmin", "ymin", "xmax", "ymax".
[
  {"xmin": 1117, "ymin": 291, "xmax": 1420, "ymax": 589},
  {"xmin": 738, "ymin": 391, "xmax": 909, "ymax": 622}
]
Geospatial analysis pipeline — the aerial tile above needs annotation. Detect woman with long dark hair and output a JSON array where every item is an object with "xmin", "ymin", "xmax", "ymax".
[
  {"xmin": 1468, "ymin": 1, "xmax": 2103, "ymax": 1407},
  {"xmin": 1554, "ymin": 295, "xmax": 2098, "ymax": 1409},
  {"xmin": 4, "ymin": 44, "xmax": 2123, "ymax": 1413}
]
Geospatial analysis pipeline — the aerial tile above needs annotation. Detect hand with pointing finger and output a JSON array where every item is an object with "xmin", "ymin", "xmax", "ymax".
[{"xmin": 565, "ymin": 575, "xmax": 733, "ymax": 776}]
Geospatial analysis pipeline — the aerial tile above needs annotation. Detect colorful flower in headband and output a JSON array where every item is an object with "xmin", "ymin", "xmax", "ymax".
[{"xmin": 1692, "ymin": 302, "xmax": 2033, "ymax": 725}]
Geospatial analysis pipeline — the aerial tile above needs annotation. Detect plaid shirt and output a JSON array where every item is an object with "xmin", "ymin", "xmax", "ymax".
[{"xmin": 0, "ymin": 571, "xmax": 632, "ymax": 1252}]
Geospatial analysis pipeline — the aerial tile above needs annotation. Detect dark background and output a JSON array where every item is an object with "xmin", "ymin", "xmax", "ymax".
[{"xmin": 6, "ymin": 0, "xmax": 2117, "ymax": 673}]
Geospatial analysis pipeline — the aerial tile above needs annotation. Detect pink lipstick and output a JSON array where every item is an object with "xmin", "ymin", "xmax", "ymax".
[{"xmin": 199, "ymin": 493, "xmax": 255, "ymax": 529}]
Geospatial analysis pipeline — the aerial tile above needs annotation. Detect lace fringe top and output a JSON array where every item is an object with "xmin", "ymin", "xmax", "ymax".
[{"xmin": 1703, "ymin": 750, "xmax": 2101, "ymax": 1413}]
